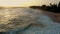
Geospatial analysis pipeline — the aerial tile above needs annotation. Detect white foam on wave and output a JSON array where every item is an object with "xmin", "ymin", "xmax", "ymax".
[{"xmin": 0, "ymin": 8, "xmax": 60, "ymax": 34}]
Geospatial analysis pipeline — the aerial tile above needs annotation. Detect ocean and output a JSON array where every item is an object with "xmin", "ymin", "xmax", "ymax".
[{"xmin": 0, "ymin": 7, "xmax": 60, "ymax": 34}]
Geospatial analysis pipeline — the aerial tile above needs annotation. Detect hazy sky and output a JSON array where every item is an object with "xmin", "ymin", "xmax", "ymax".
[{"xmin": 0, "ymin": 0, "xmax": 60, "ymax": 7}]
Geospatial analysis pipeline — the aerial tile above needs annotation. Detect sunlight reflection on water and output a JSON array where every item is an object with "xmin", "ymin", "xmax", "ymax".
[{"xmin": 0, "ymin": 8, "xmax": 60, "ymax": 34}]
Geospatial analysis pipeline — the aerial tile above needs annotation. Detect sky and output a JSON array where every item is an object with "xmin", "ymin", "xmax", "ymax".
[{"xmin": 0, "ymin": 0, "xmax": 60, "ymax": 7}]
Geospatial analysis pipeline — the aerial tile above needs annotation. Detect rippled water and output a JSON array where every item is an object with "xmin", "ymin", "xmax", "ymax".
[{"xmin": 0, "ymin": 8, "xmax": 60, "ymax": 34}]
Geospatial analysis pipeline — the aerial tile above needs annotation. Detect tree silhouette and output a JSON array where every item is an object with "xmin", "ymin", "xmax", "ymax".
[
  {"xmin": 29, "ymin": 1, "xmax": 60, "ymax": 13},
  {"xmin": 58, "ymin": 2, "xmax": 60, "ymax": 8}
]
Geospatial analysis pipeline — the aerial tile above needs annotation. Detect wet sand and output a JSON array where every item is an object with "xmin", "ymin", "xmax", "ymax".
[{"xmin": 40, "ymin": 10, "xmax": 60, "ymax": 23}]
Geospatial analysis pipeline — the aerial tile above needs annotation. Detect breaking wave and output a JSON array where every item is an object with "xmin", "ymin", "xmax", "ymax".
[{"xmin": 0, "ymin": 8, "xmax": 60, "ymax": 34}]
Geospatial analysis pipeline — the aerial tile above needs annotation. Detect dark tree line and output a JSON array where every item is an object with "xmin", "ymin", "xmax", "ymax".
[{"xmin": 29, "ymin": 2, "xmax": 60, "ymax": 13}]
